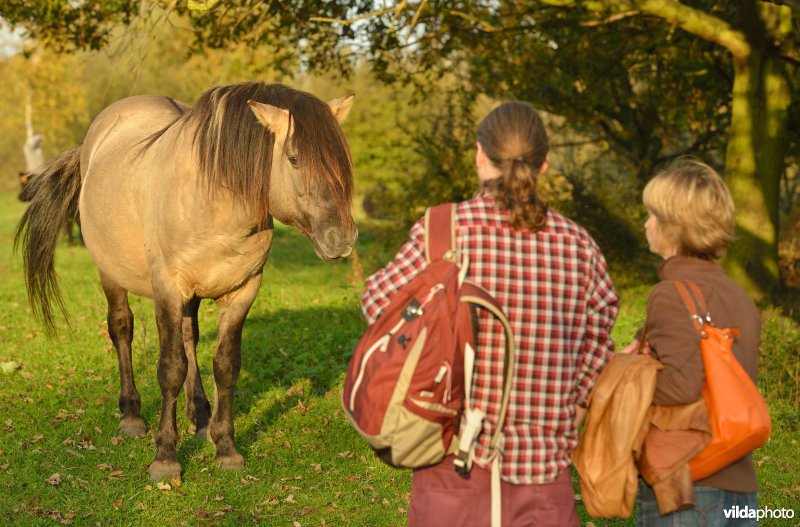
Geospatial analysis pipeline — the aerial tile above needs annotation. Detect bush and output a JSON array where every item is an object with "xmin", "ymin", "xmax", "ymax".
[{"xmin": 759, "ymin": 307, "xmax": 800, "ymax": 411}]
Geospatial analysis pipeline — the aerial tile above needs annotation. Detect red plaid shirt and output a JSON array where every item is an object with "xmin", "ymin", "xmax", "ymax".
[{"xmin": 362, "ymin": 190, "xmax": 619, "ymax": 484}]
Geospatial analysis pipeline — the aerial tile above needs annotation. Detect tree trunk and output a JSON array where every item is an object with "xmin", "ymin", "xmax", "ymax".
[{"xmin": 721, "ymin": 6, "xmax": 791, "ymax": 299}]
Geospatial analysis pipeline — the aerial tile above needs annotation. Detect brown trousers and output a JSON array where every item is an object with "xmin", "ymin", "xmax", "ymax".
[{"xmin": 408, "ymin": 456, "xmax": 580, "ymax": 527}]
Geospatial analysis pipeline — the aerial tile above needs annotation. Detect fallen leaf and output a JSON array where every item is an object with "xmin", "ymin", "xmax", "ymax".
[
  {"xmin": 1, "ymin": 463, "xmax": 9, "ymax": 471},
  {"xmin": 215, "ymin": 494, "xmax": 224, "ymax": 501},
  {"xmin": 113, "ymin": 499, "xmax": 122, "ymax": 509},
  {"xmin": 240, "ymin": 475, "xmax": 259, "ymax": 487},
  {"xmin": 157, "ymin": 482, "xmax": 171, "ymax": 491},
  {"xmin": 313, "ymin": 464, "xmax": 322, "ymax": 474},
  {"xmin": 170, "ymin": 476, "xmax": 182, "ymax": 487},
  {"xmin": 46, "ymin": 473, "xmax": 62, "ymax": 486},
  {"xmin": 283, "ymin": 494, "xmax": 297, "ymax": 504},
  {"xmin": 20, "ymin": 371, "xmax": 34, "ymax": 379},
  {"xmin": 1, "ymin": 361, "xmax": 19, "ymax": 374},
  {"xmin": 110, "ymin": 436, "xmax": 123, "ymax": 446}
]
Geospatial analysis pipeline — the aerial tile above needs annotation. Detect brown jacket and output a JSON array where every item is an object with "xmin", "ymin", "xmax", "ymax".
[
  {"xmin": 644, "ymin": 256, "xmax": 761, "ymax": 493},
  {"xmin": 573, "ymin": 354, "xmax": 711, "ymax": 518}
]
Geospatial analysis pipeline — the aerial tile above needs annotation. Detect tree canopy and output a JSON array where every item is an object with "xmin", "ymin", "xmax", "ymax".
[{"xmin": 2, "ymin": 0, "xmax": 798, "ymax": 296}]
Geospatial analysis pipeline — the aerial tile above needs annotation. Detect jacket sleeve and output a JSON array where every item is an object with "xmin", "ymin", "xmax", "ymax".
[
  {"xmin": 570, "ymin": 243, "xmax": 620, "ymax": 408},
  {"xmin": 361, "ymin": 218, "xmax": 427, "ymax": 325},
  {"xmin": 645, "ymin": 282, "xmax": 705, "ymax": 405}
]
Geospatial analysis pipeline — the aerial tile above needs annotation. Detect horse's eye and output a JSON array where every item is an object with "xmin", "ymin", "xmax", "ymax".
[{"xmin": 288, "ymin": 155, "xmax": 299, "ymax": 168}]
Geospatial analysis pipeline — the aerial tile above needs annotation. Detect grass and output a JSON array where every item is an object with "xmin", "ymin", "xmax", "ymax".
[{"xmin": 0, "ymin": 188, "xmax": 797, "ymax": 526}]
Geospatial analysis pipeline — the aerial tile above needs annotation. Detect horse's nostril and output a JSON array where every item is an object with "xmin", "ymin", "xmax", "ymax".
[{"xmin": 324, "ymin": 227, "xmax": 342, "ymax": 249}]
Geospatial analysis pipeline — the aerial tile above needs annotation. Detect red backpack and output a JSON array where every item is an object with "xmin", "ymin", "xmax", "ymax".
[{"xmin": 342, "ymin": 203, "xmax": 516, "ymax": 477}]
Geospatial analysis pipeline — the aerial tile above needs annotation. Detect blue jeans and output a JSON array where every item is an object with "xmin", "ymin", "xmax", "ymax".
[{"xmin": 637, "ymin": 480, "xmax": 758, "ymax": 526}]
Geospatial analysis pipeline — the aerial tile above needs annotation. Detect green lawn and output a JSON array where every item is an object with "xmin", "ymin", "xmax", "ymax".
[{"xmin": 0, "ymin": 189, "xmax": 797, "ymax": 526}]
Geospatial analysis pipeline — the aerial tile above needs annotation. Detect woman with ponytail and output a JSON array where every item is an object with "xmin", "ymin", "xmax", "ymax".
[{"xmin": 362, "ymin": 102, "xmax": 619, "ymax": 526}]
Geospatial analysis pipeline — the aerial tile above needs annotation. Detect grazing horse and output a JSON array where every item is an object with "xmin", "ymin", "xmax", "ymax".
[{"xmin": 15, "ymin": 82, "xmax": 358, "ymax": 480}]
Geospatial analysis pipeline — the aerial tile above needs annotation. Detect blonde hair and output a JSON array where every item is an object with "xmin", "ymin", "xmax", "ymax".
[
  {"xmin": 643, "ymin": 157, "xmax": 735, "ymax": 260},
  {"xmin": 478, "ymin": 101, "xmax": 549, "ymax": 232}
]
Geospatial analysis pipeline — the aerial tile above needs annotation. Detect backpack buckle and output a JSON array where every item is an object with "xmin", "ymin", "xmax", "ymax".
[
  {"xmin": 453, "ymin": 407, "xmax": 485, "ymax": 479},
  {"xmin": 402, "ymin": 299, "xmax": 423, "ymax": 322}
]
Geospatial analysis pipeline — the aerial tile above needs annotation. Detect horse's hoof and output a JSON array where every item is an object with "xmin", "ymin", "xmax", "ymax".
[
  {"xmin": 215, "ymin": 451, "xmax": 245, "ymax": 471},
  {"xmin": 194, "ymin": 426, "xmax": 208, "ymax": 441},
  {"xmin": 148, "ymin": 460, "xmax": 181, "ymax": 481},
  {"xmin": 118, "ymin": 416, "xmax": 147, "ymax": 437}
]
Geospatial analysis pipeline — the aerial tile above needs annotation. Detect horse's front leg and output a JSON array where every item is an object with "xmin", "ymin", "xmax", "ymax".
[
  {"xmin": 148, "ymin": 288, "xmax": 189, "ymax": 481},
  {"xmin": 183, "ymin": 297, "xmax": 211, "ymax": 439},
  {"xmin": 211, "ymin": 274, "xmax": 262, "ymax": 470}
]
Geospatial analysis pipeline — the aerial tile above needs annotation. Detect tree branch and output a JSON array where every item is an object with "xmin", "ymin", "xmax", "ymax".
[
  {"xmin": 628, "ymin": 0, "xmax": 751, "ymax": 60},
  {"xmin": 539, "ymin": 0, "xmax": 751, "ymax": 60}
]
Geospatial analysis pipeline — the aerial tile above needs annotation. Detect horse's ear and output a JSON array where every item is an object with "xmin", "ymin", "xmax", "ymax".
[
  {"xmin": 327, "ymin": 94, "xmax": 355, "ymax": 124},
  {"xmin": 247, "ymin": 100, "xmax": 290, "ymax": 134}
]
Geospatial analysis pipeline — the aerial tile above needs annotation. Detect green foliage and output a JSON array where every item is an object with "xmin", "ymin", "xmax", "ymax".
[
  {"xmin": 0, "ymin": 0, "xmax": 139, "ymax": 51},
  {"xmin": 759, "ymin": 307, "xmax": 800, "ymax": 409}
]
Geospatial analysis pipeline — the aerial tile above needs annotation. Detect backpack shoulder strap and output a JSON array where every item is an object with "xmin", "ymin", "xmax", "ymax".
[
  {"xmin": 460, "ymin": 281, "xmax": 515, "ymax": 450},
  {"xmin": 424, "ymin": 203, "xmax": 456, "ymax": 263}
]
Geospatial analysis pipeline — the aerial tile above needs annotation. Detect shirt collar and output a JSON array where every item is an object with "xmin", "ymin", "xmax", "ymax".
[{"xmin": 658, "ymin": 255, "xmax": 721, "ymax": 280}]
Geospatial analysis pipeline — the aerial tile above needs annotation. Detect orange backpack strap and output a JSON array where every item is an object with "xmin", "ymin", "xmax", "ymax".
[{"xmin": 424, "ymin": 203, "xmax": 456, "ymax": 263}]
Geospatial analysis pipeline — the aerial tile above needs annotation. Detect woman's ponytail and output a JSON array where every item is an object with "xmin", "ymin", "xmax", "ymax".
[{"xmin": 477, "ymin": 102, "xmax": 549, "ymax": 232}]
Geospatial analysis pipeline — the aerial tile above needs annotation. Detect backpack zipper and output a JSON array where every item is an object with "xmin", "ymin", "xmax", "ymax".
[{"xmin": 434, "ymin": 361, "xmax": 452, "ymax": 404}]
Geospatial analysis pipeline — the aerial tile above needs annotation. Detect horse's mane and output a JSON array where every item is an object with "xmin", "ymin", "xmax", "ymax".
[{"xmin": 159, "ymin": 82, "xmax": 354, "ymax": 229}]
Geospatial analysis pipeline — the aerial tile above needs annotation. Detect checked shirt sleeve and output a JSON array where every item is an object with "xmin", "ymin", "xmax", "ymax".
[
  {"xmin": 570, "ymin": 242, "xmax": 620, "ymax": 408},
  {"xmin": 361, "ymin": 218, "xmax": 427, "ymax": 325}
]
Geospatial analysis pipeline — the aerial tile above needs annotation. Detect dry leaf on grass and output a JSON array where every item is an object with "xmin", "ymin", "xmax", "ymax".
[
  {"xmin": 1, "ymin": 361, "xmax": 20, "ymax": 374},
  {"xmin": 46, "ymin": 473, "xmax": 61, "ymax": 486}
]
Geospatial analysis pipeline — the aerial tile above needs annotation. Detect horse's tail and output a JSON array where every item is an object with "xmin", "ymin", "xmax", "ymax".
[{"xmin": 14, "ymin": 145, "xmax": 83, "ymax": 335}]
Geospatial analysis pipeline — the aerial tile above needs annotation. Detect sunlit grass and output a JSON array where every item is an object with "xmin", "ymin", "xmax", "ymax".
[{"xmin": 0, "ymin": 190, "xmax": 797, "ymax": 526}]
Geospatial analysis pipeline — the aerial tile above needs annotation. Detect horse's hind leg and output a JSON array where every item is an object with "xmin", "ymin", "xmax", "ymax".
[
  {"xmin": 148, "ymin": 286, "xmax": 188, "ymax": 480},
  {"xmin": 100, "ymin": 272, "xmax": 146, "ymax": 436},
  {"xmin": 183, "ymin": 297, "xmax": 211, "ymax": 439},
  {"xmin": 210, "ymin": 274, "xmax": 262, "ymax": 470}
]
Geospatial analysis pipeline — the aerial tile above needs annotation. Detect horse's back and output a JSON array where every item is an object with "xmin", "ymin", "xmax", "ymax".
[
  {"xmin": 79, "ymin": 95, "xmax": 187, "ymax": 297},
  {"xmin": 82, "ymin": 95, "xmax": 185, "ymax": 172}
]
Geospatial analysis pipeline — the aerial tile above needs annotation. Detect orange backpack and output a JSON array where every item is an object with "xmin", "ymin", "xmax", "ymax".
[{"xmin": 672, "ymin": 279, "xmax": 771, "ymax": 480}]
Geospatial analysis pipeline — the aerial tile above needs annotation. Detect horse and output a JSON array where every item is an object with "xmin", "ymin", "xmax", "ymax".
[{"xmin": 15, "ymin": 82, "xmax": 358, "ymax": 480}]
